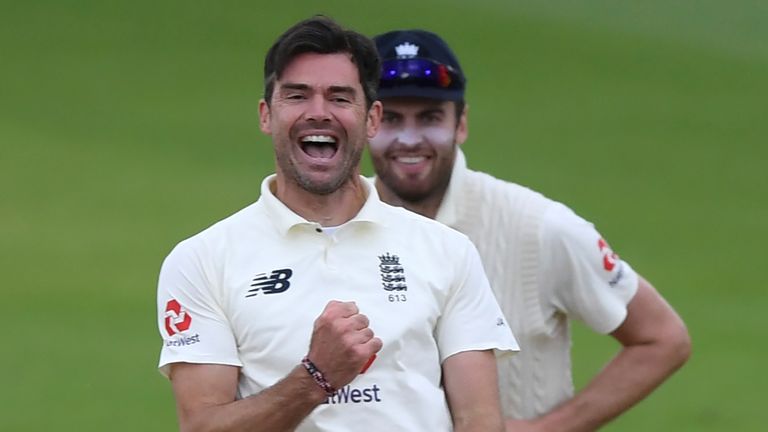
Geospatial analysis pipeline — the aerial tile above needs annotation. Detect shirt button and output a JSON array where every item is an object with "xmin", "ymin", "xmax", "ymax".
[{"xmin": 315, "ymin": 228, "xmax": 322, "ymax": 233}]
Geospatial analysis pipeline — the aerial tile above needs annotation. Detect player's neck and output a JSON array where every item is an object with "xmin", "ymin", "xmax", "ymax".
[{"xmin": 273, "ymin": 176, "xmax": 367, "ymax": 226}]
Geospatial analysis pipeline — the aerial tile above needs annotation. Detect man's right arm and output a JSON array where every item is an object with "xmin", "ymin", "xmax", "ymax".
[
  {"xmin": 168, "ymin": 300, "xmax": 383, "ymax": 432},
  {"xmin": 170, "ymin": 363, "xmax": 326, "ymax": 432}
]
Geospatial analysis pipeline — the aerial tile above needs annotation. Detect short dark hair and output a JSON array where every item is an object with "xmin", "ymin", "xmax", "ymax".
[{"xmin": 263, "ymin": 16, "xmax": 380, "ymax": 109}]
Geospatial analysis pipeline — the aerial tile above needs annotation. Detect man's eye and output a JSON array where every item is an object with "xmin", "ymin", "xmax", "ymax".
[
  {"xmin": 382, "ymin": 115, "xmax": 400, "ymax": 124},
  {"xmin": 285, "ymin": 93, "xmax": 305, "ymax": 100},
  {"xmin": 332, "ymin": 97, "xmax": 351, "ymax": 103}
]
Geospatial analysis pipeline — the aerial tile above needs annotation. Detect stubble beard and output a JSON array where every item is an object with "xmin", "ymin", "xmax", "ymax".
[
  {"xmin": 277, "ymin": 141, "xmax": 364, "ymax": 196},
  {"xmin": 375, "ymin": 145, "xmax": 455, "ymax": 205}
]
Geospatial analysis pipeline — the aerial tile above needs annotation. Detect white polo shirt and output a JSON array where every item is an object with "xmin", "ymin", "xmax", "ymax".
[{"xmin": 157, "ymin": 175, "xmax": 518, "ymax": 431}]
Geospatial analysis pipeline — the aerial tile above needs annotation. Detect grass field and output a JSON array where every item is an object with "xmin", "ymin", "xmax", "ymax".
[{"xmin": 1, "ymin": 1, "xmax": 766, "ymax": 430}]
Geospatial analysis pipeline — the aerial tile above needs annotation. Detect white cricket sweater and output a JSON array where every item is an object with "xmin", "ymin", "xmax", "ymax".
[{"xmin": 434, "ymin": 150, "xmax": 638, "ymax": 418}]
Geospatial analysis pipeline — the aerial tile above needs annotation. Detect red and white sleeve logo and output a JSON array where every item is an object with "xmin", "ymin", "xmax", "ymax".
[
  {"xmin": 597, "ymin": 238, "xmax": 619, "ymax": 272},
  {"xmin": 164, "ymin": 299, "xmax": 192, "ymax": 336}
]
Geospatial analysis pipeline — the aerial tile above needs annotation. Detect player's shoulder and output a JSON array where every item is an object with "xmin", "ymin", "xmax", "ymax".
[
  {"xmin": 464, "ymin": 167, "xmax": 557, "ymax": 211},
  {"xmin": 378, "ymin": 199, "xmax": 471, "ymax": 243},
  {"xmin": 539, "ymin": 199, "xmax": 596, "ymax": 237},
  {"xmin": 533, "ymin": 199, "xmax": 606, "ymax": 264},
  {"xmin": 464, "ymin": 167, "xmax": 595, "ymax": 236}
]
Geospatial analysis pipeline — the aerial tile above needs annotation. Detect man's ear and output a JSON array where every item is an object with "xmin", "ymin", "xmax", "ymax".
[
  {"xmin": 455, "ymin": 103, "xmax": 469, "ymax": 146},
  {"xmin": 258, "ymin": 99, "xmax": 272, "ymax": 135},
  {"xmin": 366, "ymin": 100, "xmax": 383, "ymax": 138}
]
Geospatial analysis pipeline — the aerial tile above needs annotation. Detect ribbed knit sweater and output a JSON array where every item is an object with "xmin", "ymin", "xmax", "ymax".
[{"xmin": 435, "ymin": 150, "xmax": 572, "ymax": 418}]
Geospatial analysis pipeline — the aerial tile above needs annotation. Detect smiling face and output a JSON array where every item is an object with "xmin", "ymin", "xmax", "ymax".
[
  {"xmin": 369, "ymin": 97, "xmax": 467, "ymax": 204},
  {"xmin": 259, "ymin": 52, "xmax": 381, "ymax": 196}
]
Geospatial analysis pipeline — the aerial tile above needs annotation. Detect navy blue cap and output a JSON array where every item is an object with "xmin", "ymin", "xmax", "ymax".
[{"xmin": 374, "ymin": 30, "xmax": 465, "ymax": 101}]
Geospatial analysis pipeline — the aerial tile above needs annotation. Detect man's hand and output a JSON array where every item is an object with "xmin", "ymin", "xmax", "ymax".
[
  {"xmin": 307, "ymin": 300, "xmax": 383, "ymax": 389},
  {"xmin": 169, "ymin": 301, "xmax": 383, "ymax": 432}
]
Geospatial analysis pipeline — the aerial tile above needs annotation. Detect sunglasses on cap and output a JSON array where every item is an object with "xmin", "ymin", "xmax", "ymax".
[{"xmin": 379, "ymin": 58, "xmax": 464, "ymax": 90}]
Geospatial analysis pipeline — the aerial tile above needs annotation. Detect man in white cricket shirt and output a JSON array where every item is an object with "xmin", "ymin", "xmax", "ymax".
[
  {"xmin": 157, "ymin": 17, "xmax": 518, "ymax": 432},
  {"xmin": 369, "ymin": 29, "xmax": 691, "ymax": 431}
]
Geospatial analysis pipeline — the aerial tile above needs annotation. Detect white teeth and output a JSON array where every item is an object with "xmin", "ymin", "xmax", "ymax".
[
  {"xmin": 397, "ymin": 156, "xmax": 425, "ymax": 164},
  {"xmin": 301, "ymin": 135, "xmax": 336, "ymax": 143}
]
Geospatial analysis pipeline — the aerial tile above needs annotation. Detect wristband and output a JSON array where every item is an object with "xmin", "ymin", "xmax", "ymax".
[{"xmin": 301, "ymin": 356, "xmax": 337, "ymax": 397}]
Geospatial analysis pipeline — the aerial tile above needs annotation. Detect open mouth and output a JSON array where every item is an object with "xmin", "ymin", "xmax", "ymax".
[
  {"xmin": 395, "ymin": 155, "xmax": 427, "ymax": 165},
  {"xmin": 301, "ymin": 135, "xmax": 338, "ymax": 159},
  {"xmin": 389, "ymin": 153, "xmax": 431, "ymax": 177}
]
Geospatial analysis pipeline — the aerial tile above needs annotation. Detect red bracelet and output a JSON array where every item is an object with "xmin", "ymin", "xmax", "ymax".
[{"xmin": 301, "ymin": 356, "xmax": 337, "ymax": 397}]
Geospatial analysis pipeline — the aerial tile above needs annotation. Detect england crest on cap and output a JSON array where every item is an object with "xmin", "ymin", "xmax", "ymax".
[{"xmin": 395, "ymin": 42, "xmax": 419, "ymax": 58}]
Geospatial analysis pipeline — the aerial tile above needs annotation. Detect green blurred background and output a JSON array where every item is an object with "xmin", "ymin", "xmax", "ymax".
[{"xmin": 2, "ymin": 1, "xmax": 766, "ymax": 430}]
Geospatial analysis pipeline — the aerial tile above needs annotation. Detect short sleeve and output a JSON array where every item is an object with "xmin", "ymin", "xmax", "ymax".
[
  {"xmin": 435, "ymin": 239, "xmax": 520, "ymax": 362},
  {"xmin": 540, "ymin": 203, "xmax": 639, "ymax": 334},
  {"xmin": 156, "ymin": 239, "xmax": 242, "ymax": 377}
]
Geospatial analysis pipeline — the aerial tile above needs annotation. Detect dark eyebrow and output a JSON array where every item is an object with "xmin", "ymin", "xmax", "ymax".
[
  {"xmin": 278, "ymin": 83, "xmax": 358, "ymax": 100},
  {"xmin": 418, "ymin": 107, "xmax": 446, "ymax": 117},
  {"xmin": 278, "ymin": 83, "xmax": 310, "ymax": 92},
  {"xmin": 328, "ymin": 85, "xmax": 357, "ymax": 96},
  {"xmin": 382, "ymin": 108, "xmax": 403, "ymax": 116}
]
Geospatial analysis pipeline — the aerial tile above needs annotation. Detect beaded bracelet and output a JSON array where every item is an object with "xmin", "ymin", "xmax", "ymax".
[{"xmin": 301, "ymin": 356, "xmax": 337, "ymax": 397}]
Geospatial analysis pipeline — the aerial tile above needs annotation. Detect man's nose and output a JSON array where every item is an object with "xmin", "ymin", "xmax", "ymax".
[
  {"xmin": 396, "ymin": 127, "xmax": 423, "ymax": 147},
  {"xmin": 304, "ymin": 95, "xmax": 332, "ymax": 122}
]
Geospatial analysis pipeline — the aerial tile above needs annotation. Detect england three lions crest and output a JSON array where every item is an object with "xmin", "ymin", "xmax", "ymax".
[{"xmin": 379, "ymin": 253, "xmax": 407, "ymax": 291}]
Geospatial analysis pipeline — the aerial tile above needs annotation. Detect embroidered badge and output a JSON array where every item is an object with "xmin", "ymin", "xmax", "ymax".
[{"xmin": 378, "ymin": 253, "xmax": 407, "ymax": 291}]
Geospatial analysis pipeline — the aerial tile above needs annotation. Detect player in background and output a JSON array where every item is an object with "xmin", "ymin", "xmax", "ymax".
[{"xmin": 369, "ymin": 29, "xmax": 691, "ymax": 431}]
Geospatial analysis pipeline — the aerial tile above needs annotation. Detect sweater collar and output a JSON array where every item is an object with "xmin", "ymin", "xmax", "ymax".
[{"xmin": 434, "ymin": 147, "xmax": 468, "ymax": 227}]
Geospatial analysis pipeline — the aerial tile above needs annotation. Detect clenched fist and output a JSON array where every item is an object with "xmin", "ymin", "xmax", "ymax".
[{"xmin": 306, "ymin": 301, "xmax": 383, "ymax": 389}]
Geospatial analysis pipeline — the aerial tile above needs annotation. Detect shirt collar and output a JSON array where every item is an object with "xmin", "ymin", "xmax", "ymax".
[
  {"xmin": 258, "ymin": 175, "xmax": 389, "ymax": 235},
  {"xmin": 434, "ymin": 147, "xmax": 467, "ymax": 227}
]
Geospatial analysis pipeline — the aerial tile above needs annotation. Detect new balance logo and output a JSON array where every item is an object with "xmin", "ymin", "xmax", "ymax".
[{"xmin": 247, "ymin": 268, "xmax": 293, "ymax": 297}]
